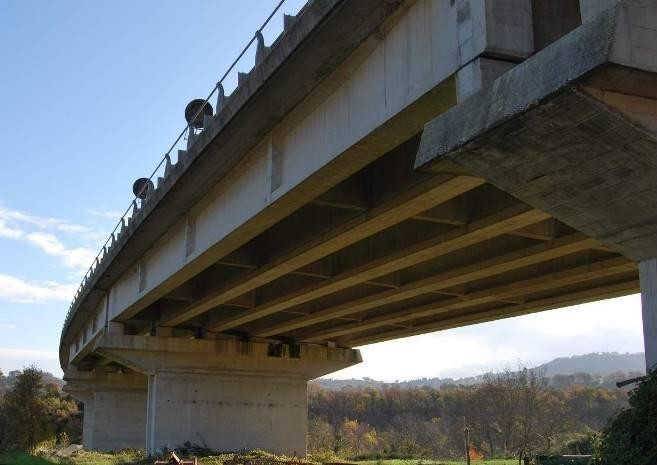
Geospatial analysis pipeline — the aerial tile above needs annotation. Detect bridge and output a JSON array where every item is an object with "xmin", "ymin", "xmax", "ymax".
[{"xmin": 61, "ymin": 0, "xmax": 657, "ymax": 455}]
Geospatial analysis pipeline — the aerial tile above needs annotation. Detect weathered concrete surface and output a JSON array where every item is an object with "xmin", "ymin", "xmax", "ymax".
[
  {"xmin": 64, "ymin": 0, "xmax": 542, "ymax": 365},
  {"xmin": 639, "ymin": 259, "xmax": 657, "ymax": 371},
  {"xmin": 146, "ymin": 372, "xmax": 307, "ymax": 455},
  {"xmin": 74, "ymin": 332, "xmax": 360, "ymax": 454},
  {"xmin": 532, "ymin": 0, "xmax": 581, "ymax": 50},
  {"xmin": 61, "ymin": 0, "xmax": 407, "ymax": 357},
  {"xmin": 64, "ymin": 369, "xmax": 147, "ymax": 451},
  {"xmin": 59, "ymin": 0, "xmax": 656, "ymax": 455},
  {"xmin": 416, "ymin": 0, "xmax": 657, "ymax": 261}
]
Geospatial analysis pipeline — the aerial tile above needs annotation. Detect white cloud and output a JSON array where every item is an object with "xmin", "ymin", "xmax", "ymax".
[
  {"xmin": 0, "ymin": 347, "xmax": 61, "ymax": 375},
  {"xmin": 0, "ymin": 206, "xmax": 100, "ymax": 272},
  {"xmin": 0, "ymin": 219, "xmax": 24, "ymax": 239},
  {"xmin": 0, "ymin": 206, "xmax": 93, "ymax": 236},
  {"xmin": 24, "ymin": 232, "xmax": 96, "ymax": 271},
  {"xmin": 0, "ymin": 274, "xmax": 76, "ymax": 303}
]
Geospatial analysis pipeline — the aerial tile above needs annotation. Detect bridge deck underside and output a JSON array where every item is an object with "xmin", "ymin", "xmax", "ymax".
[{"xmin": 108, "ymin": 134, "xmax": 637, "ymax": 352}]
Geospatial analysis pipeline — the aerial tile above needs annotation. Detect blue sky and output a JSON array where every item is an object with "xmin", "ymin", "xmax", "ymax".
[{"xmin": 0, "ymin": 0, "xmax": 646, "ymax": 379}]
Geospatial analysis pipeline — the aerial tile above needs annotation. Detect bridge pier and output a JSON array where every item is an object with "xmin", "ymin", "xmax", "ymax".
[
  {"xmin": 145, "ymin": 370, "xmax": 308, "ymax": 455},
  {"xmin": 640, "ymin": 259, "xmax": 657, "ymax": 371},
  {"xmin": 64, "ymin": 369, "xmax": 147, "ymax": 451},
  {"xmin": 71, "ymin": 332, "xmax": 361, "ymax": 454}
]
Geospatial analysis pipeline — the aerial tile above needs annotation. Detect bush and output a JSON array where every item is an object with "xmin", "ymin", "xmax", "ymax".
[{"xmin": 597, "ymin": 370, "xmax": 657, "ymax": 465}]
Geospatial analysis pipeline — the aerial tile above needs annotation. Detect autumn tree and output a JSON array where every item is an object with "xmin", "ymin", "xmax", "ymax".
[
  {"xmin": 0, "ymin": 368, "xmax": 80, "ymax": 451},
  {"xmin": 0, "ymin": 367, "xmax": 52, "ymax": 451}
]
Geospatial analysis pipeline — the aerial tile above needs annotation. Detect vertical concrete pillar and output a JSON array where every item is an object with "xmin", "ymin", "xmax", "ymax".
[
  {"xmin": 639, "ymin": 259, "xmax": 657, "ymax": 371},
  {"xmin": 92, "ymin": 388, "xmax": 147, "ymax": 451},
  {"xmin": 64, "ymin": 368, "xmax": 148, "ymax": 451},
  {"xmin": 72, "ymin": 391, "xmax": 95, "ymax": 449},
  {"xmin": 146, "ymin": 371, "xmax": 307, "ymax": 455}
]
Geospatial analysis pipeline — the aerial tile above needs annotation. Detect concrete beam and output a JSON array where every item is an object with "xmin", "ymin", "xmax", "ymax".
[
  {"xmin": 349, "ymin": 279, "xmax": 640, "ymax": 346},
  {"xmin": 157, "ymin": 175, "xmax": 484, "ymax": 328},
  {"xmin": 260, "ymin": 233, "xmax": 598, "ymax": 337},
  {"xmin": 255, "ymin": 204, "xmax": 549, "ymax": 337},
  {"xmin": 303, "ymin": 256, "xmax": 635, "ymax": 341},
  {"xmin": 416, "ymin": 1, "xmax": 657, "ymax": 261}
]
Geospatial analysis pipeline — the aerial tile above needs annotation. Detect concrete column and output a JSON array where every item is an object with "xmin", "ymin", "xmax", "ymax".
[
  {"xmin": 70, "ymin": 390, "xmax": 95, "ymax": 449},
  {"xmin": 146, "ymin": 371, "xmax": 307, "ymax": 455},
  {"xmin": 64, "ymin": 368, "xmax": 148, "ymax": 451},
  {"xmin": 639, "ymin": 259, "xmax": 657, "ymax": 371},
  {"xmin": 92, "ymin": 388, "xmax": 147, "ymax": 451}
]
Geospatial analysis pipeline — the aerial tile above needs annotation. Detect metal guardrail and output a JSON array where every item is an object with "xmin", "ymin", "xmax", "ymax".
[{"xmin": 61, "ymin": 0, "xmax": 300, "ymax": 337}]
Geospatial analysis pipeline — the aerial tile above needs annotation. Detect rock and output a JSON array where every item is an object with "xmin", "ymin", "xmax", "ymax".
[{"xmin": 56, "ymin": 444, "xmax": 83, "ymax": 457}]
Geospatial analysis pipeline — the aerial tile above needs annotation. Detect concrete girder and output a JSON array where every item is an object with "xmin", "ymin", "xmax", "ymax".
[
  {"xmin": 253, "ymin": 204, "xmax": 550, "ymax": 337},
  {"xmin": 259, "ymin": 233, "xmax": 598, "ymax": 339},
  {"xmin": 157, "ymin": 175, "xmax": 484, "ymax": 329},
  {"xmin": 61, "ymin": 0, "xmax": 411, "ymax": 354},
  {"xmin": 302, "ymin": 256, "xmax": 636, "ymax": 341},
  {"xmin": 348, "ymin": 279, "xmax": 640, "ymax": 346}
]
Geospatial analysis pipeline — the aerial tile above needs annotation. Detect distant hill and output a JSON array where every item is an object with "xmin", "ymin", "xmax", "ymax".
[
  {"xmin": 2, "ymin": 352, "xmax": 645, "ymax": 393},
  {"xmin": 317, "ymin": 352, "xmax": 646, "ymax": 390},
  {"xmin": 537, "ymin": 352, "xmax": 645, "ymax": 376}
]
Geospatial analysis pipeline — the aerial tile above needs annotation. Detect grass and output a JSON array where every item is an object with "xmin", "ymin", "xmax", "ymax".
[
  {"xmin": 354, "ymin": 460, "xmax": 517, "ymax": 465},
  {"xmin": 0, "ymin": 452, "xmax": 518, "ymax": 465},
  {"xmin": 0, "ymin": 450, "xmax": 314, "ymax": 465},
  {"xmin": 0, "ymin": 452, "xmax": 59, "ymax": 465},
  {"xmin": 0, "ymin": 451, "xmax": 147, "ymax": 465}
]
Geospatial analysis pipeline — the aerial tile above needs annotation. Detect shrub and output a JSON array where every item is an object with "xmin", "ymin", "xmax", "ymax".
[{"xmin": 597, "ymin": 370, "xmax": 657, "ymax": 465}]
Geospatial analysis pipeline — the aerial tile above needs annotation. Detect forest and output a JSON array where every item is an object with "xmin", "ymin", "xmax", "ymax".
[{"xmin": 308, "ymin": 369, "xmax": 629, "ymax": 461}]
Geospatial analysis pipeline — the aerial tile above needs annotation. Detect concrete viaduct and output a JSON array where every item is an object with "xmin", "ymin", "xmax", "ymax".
[{"xmin": 61, "ymin": 0, "xmax": 657, "ymax": 455}]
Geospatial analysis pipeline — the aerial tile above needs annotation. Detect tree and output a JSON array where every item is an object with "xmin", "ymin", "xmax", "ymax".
[
  {"xmin": 0, "ymin": 367, "xmax": 53, "ymax": 451},
  {"xmin": 597, "ymin": 370, "xmax": 657, "ymax": 465},
  {"xmin": 308, "ymin": 417, "xmax": 334, "ymax": 454},
  {"xmin": 0, "ymin": 369, "xmax": 6, "ymax": 397}
]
